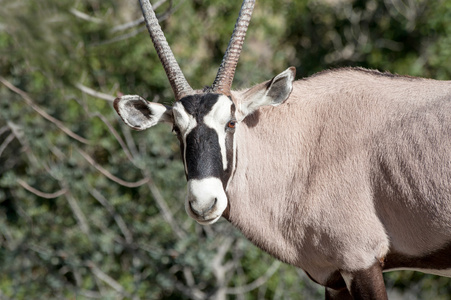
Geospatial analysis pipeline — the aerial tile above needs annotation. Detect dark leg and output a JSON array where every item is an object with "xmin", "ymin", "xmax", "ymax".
[
  {"xmin": 325, "ymin": 262, "xmax": 388, "ymax": 300},
  {"xmin": 347, "ymin": 261, "xmax": 388, "ymax": 300},
  {"xmin": 325, "ymin": 287, "xmax": 353, "ymax": 300}
]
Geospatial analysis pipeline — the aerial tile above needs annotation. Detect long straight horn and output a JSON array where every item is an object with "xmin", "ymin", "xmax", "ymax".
[
  {"xmin": 209, "ymin": 0, "xmax": 255, "ymax": 96},
  {"xmin": 139, "ymin": 0, "xmax": 194, "ymax": 100}
]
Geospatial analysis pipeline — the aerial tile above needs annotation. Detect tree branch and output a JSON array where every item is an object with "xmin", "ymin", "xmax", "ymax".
[
  {"xmin": 70, "ymin": 92, "xmax": 135, "ymax": 163},
  {"xmin": 89, "ymin": 188, "xmax": 133, "ymax": 244},
  {"xmin": 110, "ymin": 0, "xmax": 169, "ymax": 33},
  {"xmin": 70, "ymin": 8, "xmax": 103, "ymax": 24},
  {"xmin": 144, "ymin": 171, "xmax": 186, "ymax": 239},
  {"xmin": 0, "ymin": 132, "xmax": 14, "ymax": 158},
  {"xmin": 75, "ymin": 83, "xmax": 116, "ymax": 102},
  {"xmin": 120, "ymin": 125, "xmax": 139, "ymax": 158},
  {"xmin": 66, "ymin": 192, "xmax": 91, "ymax": 236},
  {"xmin": 86, "ymin": 260, "xmax": 131, "ymax": 298},
  {"xmin": 211, "ymin": 237, "xmax": 234, "ymax": 300},
  {"xmin": 174, "ymin": 281, "xmax": 206, "ymax": 300},
  {"xmin": 92, "ymin": 28, "xmax": 146, "ymax": 46},
  {"xmin": 111, "ymin": 17, "xmax": 145, "ymax": 33},
  {"xmin": 77, "ymin": 148, "xmax": 149, "ymax": 188},
  {"xmin": 90, "ymin": 112, "xmax": 134, "ymax": 162},
  {"xmin": 0, "ymin": 125, "xmax": 10, "ymax": 136},
  {"xmin": 17, "ymin": 178, "xmax": 68, "ymax": 199},
  {"xmin": 96, "ymin": 0, "xmax": 178, "ymax": 46},
  {"xmin": 7, "ymin": 121, "xmax": 42, "ymax": 169},
  {"xmin": 225, "ymin": 260, "xmax": 281, "ymax": 295},
  {"xmin": 0, "ymin": 77, "xmax": 90, "ymax": 144}
]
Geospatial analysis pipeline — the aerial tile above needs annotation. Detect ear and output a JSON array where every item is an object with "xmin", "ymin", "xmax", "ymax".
[
  {"xmin": 114, "ymin": 95, "xmax": 173, "ymax": 130},
  {"xmin": 237, "ymin": 67, "xmax": 296, "ymax": 120}
]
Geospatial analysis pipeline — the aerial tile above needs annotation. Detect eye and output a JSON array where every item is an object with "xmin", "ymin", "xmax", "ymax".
[
  {"xmin": 227, "ymin": 120, "xmax": 236, "ymax": 129},
  {"xmin": 172, "ymin": 125, "xmax": 180, "ymax": 135}
]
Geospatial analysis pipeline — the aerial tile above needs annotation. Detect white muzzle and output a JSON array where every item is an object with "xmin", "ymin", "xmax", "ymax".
[{"xmin": 185, "ymin": 178, "xmax": 228, "ymax": 225}]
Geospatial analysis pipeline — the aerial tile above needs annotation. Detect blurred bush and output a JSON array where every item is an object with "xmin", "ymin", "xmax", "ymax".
[{"xmin": 0, "ymin": 0, "xmax": 450, "ymax": 299}]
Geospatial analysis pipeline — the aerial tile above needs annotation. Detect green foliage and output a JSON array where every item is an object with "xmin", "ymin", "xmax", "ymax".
[{"xmin": 0, "ymin": 0, "xmax": 450, "ymax": 299}]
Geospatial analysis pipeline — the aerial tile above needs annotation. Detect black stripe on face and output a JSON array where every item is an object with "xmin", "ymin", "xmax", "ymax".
[
  {"xmin": 185, "ymin": 125, "xmax": 223, "ymax": 180},
  {"xmin": 178, "ymin": 93, "xmax": 236, "ymax": 186},
  {"xmin": 222, "ymin": 103, "xmax": 236, "ymax": 186},
  {"xmin": 179, "ymin": 94, "xmax": 219, "ymax": 118}
]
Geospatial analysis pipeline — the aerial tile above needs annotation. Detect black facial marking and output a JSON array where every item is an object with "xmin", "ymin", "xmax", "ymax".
[
  {"xmin": 177, "ymin": 94, "xmax": 237, "ymax": 186},
  {"xmin": 186, "ymin": 125, "xmax": 223, "ymax": 180},
  {"xmin": 222, "ymin": 103, "xmax": 236, "ymax": 186},
  {"xmin": 173, "ymin": 126, "xmax": 187, "ymax": 179},
  {"xmin": 180, "ymin": 94, "xmax": 220, "ymax": 122}
]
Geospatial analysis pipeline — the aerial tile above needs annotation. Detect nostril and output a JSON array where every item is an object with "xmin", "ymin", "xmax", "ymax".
[
  {"xmin": 189, "ymin": 201, "xmax": 201, "ymax": 217},
  {"xmin": 207, "ymin": 198, "xmax": 218, "ymax": 211},
  {"xmin": 189, "ymin": 198, "xmax": 218, "ymax": 218},
  {"xmin": 186, "ymin": 178, "xmax": 226, "ymax": 223}
]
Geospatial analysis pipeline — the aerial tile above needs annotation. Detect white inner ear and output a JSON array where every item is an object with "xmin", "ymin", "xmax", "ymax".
[
  {"xmin": 115, "ymin": 95, "xmax": 173, "ymax": 130},
  {"xmin": 236, "ymin": 67, "xmax": 295, "ymax": 121},
  {"xmin": 236, "ymin": 89, "xmax": 266, "ymax": 121}
]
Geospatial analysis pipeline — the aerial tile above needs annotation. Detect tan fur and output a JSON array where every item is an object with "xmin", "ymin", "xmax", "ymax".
[{"xmin": 226, "ymin": 68, "xmax": 451, "ymax": 285}]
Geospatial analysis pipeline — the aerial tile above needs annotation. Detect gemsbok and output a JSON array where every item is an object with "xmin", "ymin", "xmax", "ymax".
[{"xmin": 113, "ymin": 0, "xmax": 451, "ymax": 299}]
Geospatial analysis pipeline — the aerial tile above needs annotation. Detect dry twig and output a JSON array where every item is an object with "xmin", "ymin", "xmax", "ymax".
[
  {"xmin": 0, "ymin": 133, "xmax": 14, "ymax": 158},
  {"xmin": 75, "ymin": 83, "xmax": 116, "ymax": 102},
  {"xmin": 0, "ymin": 77, "xmax": 90, "ymax": 144},
  {"xmin": 225, "ymin": 260, "xmax": 281, "ymax": 295},
  {"xmin": 86, "ymin": 260, "xmax": 131, "ymax": 298},
  {"xmin": 17, "ymin": 178, "xmax": 68, "ymax": 199},
  {"xmin": 77, "ymin": 148, "xmax": 149, "ymax": 188},
  {"xmin": 90, "ymin": 188, "xmax": 134, "ymax": 244},
  {"xmin": 70, "ymin": 8, "xmax": 103, "ymax": 24},
  {"xmin": 111, "ymin": 0, "xmax": 167, "ymax": 32},
  {"xmin": 144, "ymin": 173, "xmax": 186, "ymax": 239},
  {"xmin": 66, "ymin": 192, "xmax": 91, "ymax": 235}
]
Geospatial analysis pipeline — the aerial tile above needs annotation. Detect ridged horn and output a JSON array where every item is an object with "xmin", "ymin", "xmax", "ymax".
[
  {"xmin": 209, "ymin": 0, "xmax": 256, "ymax": 96},
  {"xmin": 139, "ymin": 0, "xmax": 194, "ymax": 100}
]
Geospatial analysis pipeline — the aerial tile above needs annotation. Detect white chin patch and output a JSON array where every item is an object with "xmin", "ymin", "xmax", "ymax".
[{"xmin": 185, "ymin": 178, "xmax": 228, "ymax": 225}]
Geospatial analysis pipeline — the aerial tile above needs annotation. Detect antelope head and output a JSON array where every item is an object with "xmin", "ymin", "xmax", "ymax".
[{"xmin": 114, "ymin": 0, "xmax": 295, "ymax": 224}]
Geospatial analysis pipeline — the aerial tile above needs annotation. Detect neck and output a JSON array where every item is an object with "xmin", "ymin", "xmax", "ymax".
[{"xmin": 225, "ymin": 103, "xmax": 312, "ymax": 265}]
